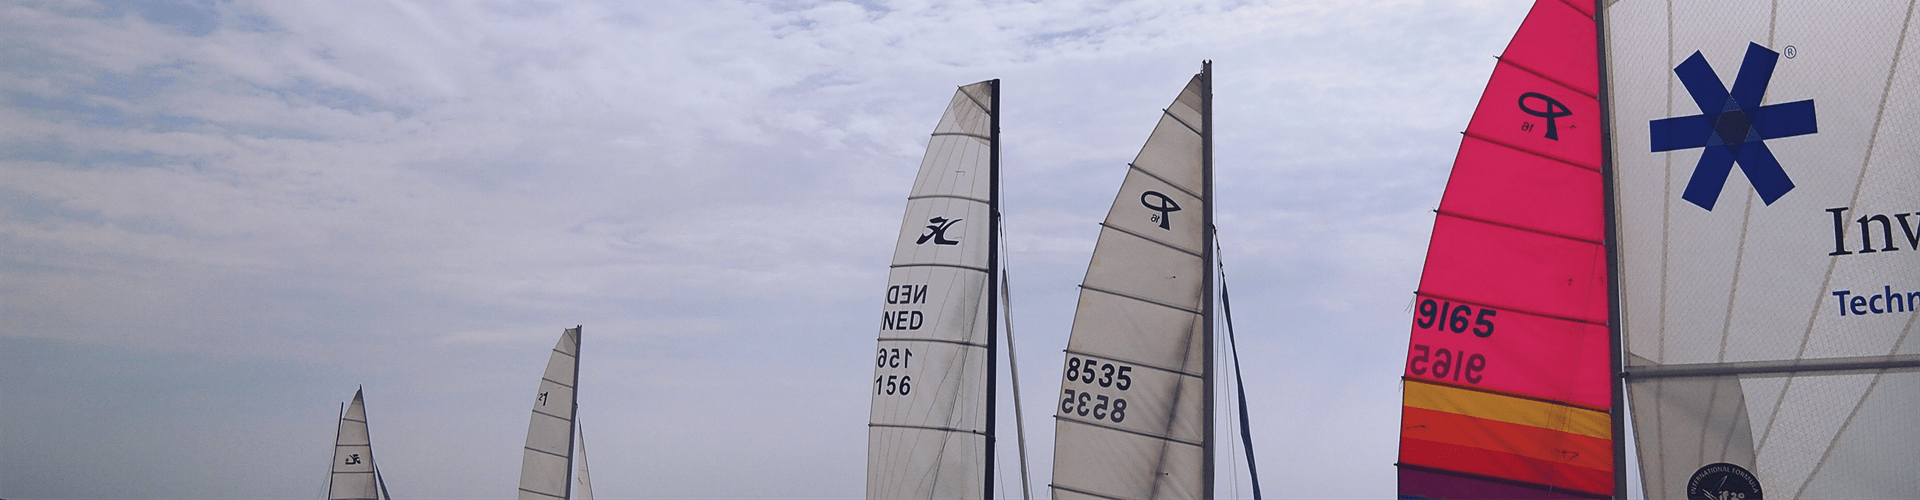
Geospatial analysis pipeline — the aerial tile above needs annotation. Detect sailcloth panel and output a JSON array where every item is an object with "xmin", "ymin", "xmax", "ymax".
[
  {"xmin": 1049, "ymin": 73, "xmax": 1208, "ymax": 500},
  {"xmin": 1398, "ymin": 1, "xmax": 1613, "ymax": 499},
  {"xmin": 330, "ymin": 390, "xmax": 379, "ymax": 500},
  {"xmin": 867, "ymin": 80, "xmax": 994, "ymax": 500},
  {"xmin": 520, "ymin": 327, "xmax": 580, "ymax": 500},
  {"xmin": 1607, "ymin": 1, "xmax": 1920, "ymax": 498}
]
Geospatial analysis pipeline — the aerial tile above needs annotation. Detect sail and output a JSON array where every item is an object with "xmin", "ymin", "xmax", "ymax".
[
  {"xmin": 1395, "ymin": 1, "xmax": 1613, "ymax": 498},
  {"xmin": 867, "ymin": 79, "xmax": 998, "ymax": 500},
  {"xmin": 1605, "ymin": 1, "xmax": 1920, "ymax": 498},
  {"xmin": 1049, "ymin": 67, "xmax": 1213, "ymax": 500},
  {"xmin": 520, "ymin": 327, "xmax": 581, "ymax": 500},
  {"xmin": 330, "ymin": 389, "xmax": 383, "ymax": 500}
]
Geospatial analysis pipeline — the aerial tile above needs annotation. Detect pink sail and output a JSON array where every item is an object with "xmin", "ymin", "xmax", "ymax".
[{"xmin": 1397, "ymin": 0, "xmax": 1613, "ymax": 498}]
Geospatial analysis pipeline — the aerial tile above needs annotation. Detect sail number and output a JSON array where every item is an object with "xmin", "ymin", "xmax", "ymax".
[
  {"xmin": 1064, "ymin": 357, "xmax": 1132, "ymax": 389},
  {"xmin": 873, "ymin": 348, "xmax": 914, "ymax": 397},
  {"xmin": 1061, "ymin": 357, "xmax": 1132, "ymax": 423},
  {"xmin": 1408, "ymin": 345, "xmax": 1487, "ymax": 384},
  {"xmin": 1060, "ymin": 389, "xmax": 1127, "ymax": 423},
  {"xmin": 1415, "ymin": 298, "xmax": 1498, "ymax": 337}
]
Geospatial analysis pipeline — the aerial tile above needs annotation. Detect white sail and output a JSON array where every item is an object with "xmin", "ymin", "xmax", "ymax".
[
  {"xmin": 1606, "ymin": 2, "xmax": 1920, "ymax": 498},
  {"xmin": 867, "ymin": 79, "xmax": 998, "ymax": 500},
  {"xmin": 519, "ymin": 327, "xmax": 581, "ymax": 500},
  {"xmin": 1050, "ymin": 69, "xmax": 1212, "ymax": 500},
  {"xmin": 329, "ymin": 389, "xmax": 381, "ymax": 500}
]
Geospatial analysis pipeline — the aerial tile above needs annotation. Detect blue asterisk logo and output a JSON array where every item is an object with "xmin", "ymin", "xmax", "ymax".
[{"xmin": 1650, "ymin": 43, "xmax": 1817, "ymax": 210}]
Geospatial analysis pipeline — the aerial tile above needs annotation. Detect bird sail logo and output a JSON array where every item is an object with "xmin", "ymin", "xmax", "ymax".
[{"xmin": 1649, "ymin": 43, "xmax": 1818, "ymax": 211}]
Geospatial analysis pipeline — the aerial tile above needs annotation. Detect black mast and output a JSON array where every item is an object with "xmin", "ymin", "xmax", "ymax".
[
  {"xmin": 983, "ymin": 79, "xmax": 1001, "ymax": 500},
  {"xmin": 1593, "ymin": 2, "xmax": 1629, "ymax": 498},
  {"xmin": 563, "ymin": 326, "xmax": 582, "ymax": 500},
  {"xmin": 1199, "ymin": 60, "xmax": 1217, "ymax": 500}
]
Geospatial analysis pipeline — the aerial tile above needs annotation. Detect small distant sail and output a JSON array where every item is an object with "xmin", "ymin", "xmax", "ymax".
[
  {"xmin": 1050, "ymin": 67, "xmax": 1213, "ymax": 500},
  {"xmin": 1606, "ymin": 1, "xmax": 1920, "ymax": 498},
  {"xmin": 519, "ymin": 327, "xmax": 582, "ymax": 500},
  {"xmin": 1395, "ymin": 0, "xmax": 1613, "ymax": 498},
  {"xmin": 867, "ymin": 79, "xmax": 998, "ymax": 500},
  {"xmin": 330, "ymin": 389, "xmax": 384, "ymax": 500}
]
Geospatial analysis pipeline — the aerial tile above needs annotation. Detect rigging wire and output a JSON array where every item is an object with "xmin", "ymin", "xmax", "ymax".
[
  {"xmin": 998, "ymin": 214, "xmax": 1035, "ymax": 500},
  {"xmin": 1217, "ymin": 236, "xmax": 1264, "ymax": 500}
]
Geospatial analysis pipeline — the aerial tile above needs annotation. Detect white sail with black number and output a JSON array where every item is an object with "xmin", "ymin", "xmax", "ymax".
[
  {"xmin": 1050, "ymin": 67, "xmax": 1214, "ymax": 500},
  {"xmin": 329, "ymin": 389, "xmax": 384, "ymax": 500},
  {"xmin": 519, "ymin": 327, "xmax": 582, "ymax": 500},
  {"xmin": 1606, "ymin": 2, "xmax": 1920, "ymax": 498},
  {"xmin": 867, "ymin": 79, "xmax": 999, "ymax": 500}
]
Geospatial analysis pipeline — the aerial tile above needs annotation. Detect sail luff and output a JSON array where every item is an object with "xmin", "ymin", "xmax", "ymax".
[
  {"xmin": 983, "ymin": 78, "xmax": 1000, "ymax": 500},
  {"xmin": 1198, "ymin": 61, "xmax": 1216, "ymax": 500},
  {"xmin": 1594, "ymin": 0, "xmax": 1629, "ymax": 497}
]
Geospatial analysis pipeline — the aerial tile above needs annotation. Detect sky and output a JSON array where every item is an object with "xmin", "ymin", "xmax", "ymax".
[{"xmin": 0, "ymin": 0, "xmax": 1535, "ymax": 498}]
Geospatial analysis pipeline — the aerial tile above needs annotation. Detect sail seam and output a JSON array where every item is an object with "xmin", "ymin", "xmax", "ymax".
[
  {"xmin": 1494, "ymin": 57, "xmax": 1598, "ymax": 99},
  {"xmin": 342, "ymin": 418, "xmax": 367, "ymax": 424},
  {"xmin": 1462, "ymin": 132, "xmax": 1601, "ymax": 172},
  {"xmin": 532, "ymin": 407, "xmax": 571, "ymax": 421},
  {"xmin": 524, "ymin": 446, "xmax": 569, "ymax": 459},
  {"xmin": 1047, "ymin": 483, "xmax": 1131, "ymax": 500},
  {"xmin": 874, "ymin": 336, "xmax": 989, "ymax": 350},
  {"xmin": 1403, "ymin": 376, "xmax": 1608, "ymax": 414},
  {"xmin": 868, "ymin": 422, "xmax": 987, "ymax": 437},
  {"xmin": 1435, "ymin": 209, "xmax": 1604, "ymax": 245},
  {"xmin": 906, "ymin": 193, "xmax": 990, "ymax": 204},
  {"xmin": 1162, "ymin": 107, "xmax": 1201, "ymax": 137},
  {"xmin": 930, "ymin": 132, "xmax": 990, "ymax": 142},
  {"xmin": 549, "ymin": 349, "xmax": 576, "ymax": 359},
  {"xmin": 335, "ymin": 443, "xmax": 371, "ymax": 447},
  {"xmin": 890, "ymin": 262, "xmax": 989, "ymax": 273},
  {"xmin": 331, "ymin": 470, "xmax": 376, "ymax": 474},
  {"xmin": 1396, "ymin": 462, "xmax": 1610, "ymax": 499},
  {"xmin": 1415, "ymin": 291, "xmax": 1605, "ymax": 330},
  {"xmin": 1063, "ymin": 348, "xmax": 1203, "ymax": 379},
  {"xmin": 1053, "ymin": 414, "xmax": 1204, "ymax": 448},
  {"xmin": 517, "ymin": 487, "xmax": 566, "ymax": 499},
  {"xmin": 540, "ymin": 377, "xmax": 576, "ymax": 389},
  {"xmin": 1098, "ymin": 222, "xmax": 1204, "ymax": 259},
  {"xmin": 1078, "ymin": 284, "xmax": 1203, "ymax": 316},
  {"xmin": 1126, "ymin": 162, "xmax": 1202, "ymax": 200}
]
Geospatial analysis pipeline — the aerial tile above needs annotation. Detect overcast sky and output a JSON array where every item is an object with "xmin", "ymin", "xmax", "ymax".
[{"xmin": 0, "ymin": 0, "xmax": 1533, "ymax": 498}]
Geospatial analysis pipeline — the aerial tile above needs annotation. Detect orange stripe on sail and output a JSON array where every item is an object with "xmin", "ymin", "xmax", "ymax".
[{"xmin": 1403, "ymin": 379, "xmax": 1609, "ymax": 440}]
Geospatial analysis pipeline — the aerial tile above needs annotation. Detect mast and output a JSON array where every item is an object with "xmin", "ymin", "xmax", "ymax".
[
  {"xmin": 1593, "ymin": 1, "xmax": 1627, "ymax": 498},
  {"xmin": 982, "ymin": 78, "xmax": 1000, "ymax": 500},
  {"xmin": 565, "ymin": 326, "xmax": 581, "ymax": 500},
  {"xmin": 1198, "ymin": 60, "xmax": 1216, "ymax": 500}
]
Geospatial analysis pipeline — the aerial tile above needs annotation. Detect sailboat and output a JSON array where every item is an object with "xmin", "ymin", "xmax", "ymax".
[
  {"xmin": 867, "ymin": 79, "xmax": 1038, "ymax": 500},
  {"xmin": 1047, "ymin": 62, "xmax": 1262, "ymax": 500},
  {"xmin": 520, "ymin": 326, "xmax": 594, "ymax": 500},
  {"xmin": 1398, "ymin": 1, "xmax": 1920, "ymax": 498},
  {"xmin": 329, "ymin": 388, "xmax": 395, "ymax": 500}
]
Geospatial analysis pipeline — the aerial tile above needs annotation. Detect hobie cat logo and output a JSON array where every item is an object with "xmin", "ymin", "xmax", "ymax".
[{"xmin": 1650, "ymin": 43, "xmax": 1818, "ymax": 211}]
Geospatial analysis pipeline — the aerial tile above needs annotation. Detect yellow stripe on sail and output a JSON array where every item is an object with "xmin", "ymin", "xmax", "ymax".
[{"xmin": 1404, "ymin": 379, "xmax": 1609, "ymax": 440}]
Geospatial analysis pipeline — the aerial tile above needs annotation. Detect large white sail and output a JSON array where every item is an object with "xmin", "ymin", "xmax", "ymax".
[
  {"xmin": 1050, "ymin": 67, "xmax": 1213, "ymax": 500},
  {"xmin": 867, "ymin": 79, "xmax": 998, "ymax": 500},
  {"xmin": 329, "ymin": 389, "xmax": 382, "ymax": 500},
  {"xmin": 1606, "ymin": 2, "xmax": 1920, "ymax": 498},
  {"xmin": 519, "ymin": 327, "xmax": 582, "ymax": 500}
]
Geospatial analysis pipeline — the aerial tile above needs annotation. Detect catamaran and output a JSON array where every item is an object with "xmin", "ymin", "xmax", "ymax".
[
  {"xmin": 1046, "ymin": 62, "xmax": 1264, "ymax": 500},
  {"xmin": 328, "ymin": 388, "xmax": 394, "ymax": 500},
  {"xmin": 1397, "ymin": 1, "xmax": 1919, "ymax": 498},
  {"xmin": 520, "ymin": 326, "xmax": 593, "ymax": 500}
]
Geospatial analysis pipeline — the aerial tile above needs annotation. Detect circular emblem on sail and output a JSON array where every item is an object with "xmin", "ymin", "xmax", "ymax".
[{"xmin": 1687, "ymin": 462, "xmax": 1762, "ymax": 500}]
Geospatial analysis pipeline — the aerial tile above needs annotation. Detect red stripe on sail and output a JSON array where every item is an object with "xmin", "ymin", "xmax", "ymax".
[{"xmin": 1397, "ymin": 0, "xmax": 1610, "ymax": 498}]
